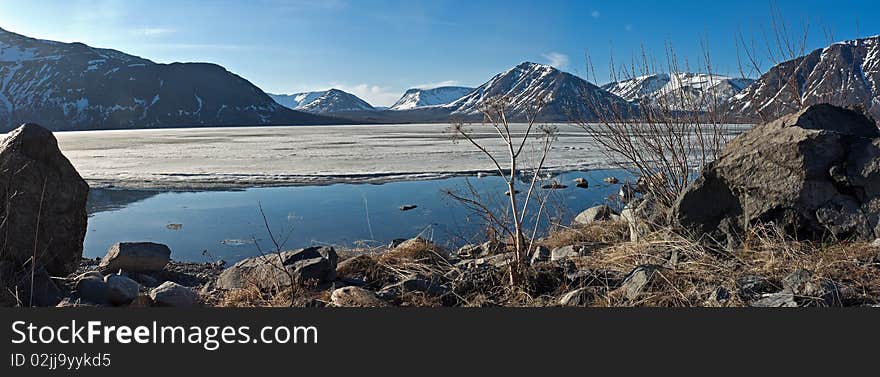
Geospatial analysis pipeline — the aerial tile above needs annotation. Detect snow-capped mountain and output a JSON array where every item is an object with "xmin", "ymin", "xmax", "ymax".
[
  {"xmin": 269, "ymin": 89, "xmax": 374, "ymax": 113},
  {"xmin": 602, "ymin": 73, "xmax": 753, "ymax": 110},
  {"xmin": 268, "ymin": 91, "xmax": 323, "ymax": 110},
  {"xmin": 389, "ymin": 86, "xmax": 473, "ymax": 110},
  {"xmin": 726, "ymin": 36, "xmax": 880, "ymax": 122},
  {"xmin": 447, "ymin": 62, "xmax": 633, "ymax": 121},
  {"xmin": 0, "ymin": 27, "xmax": 338, "ymax": 131}
]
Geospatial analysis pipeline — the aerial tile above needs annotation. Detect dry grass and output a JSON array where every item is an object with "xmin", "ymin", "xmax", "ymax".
[
  {"xmin": 540, "ymin": 221, "xmax": 630, "ymax": 249},
  {"xmin": 216, "ymin": 222, "xmax": 879, "ymax": 308},
  {"xmin": 218, "ymin": 280, "xmax": 330, "ymax": 307}
]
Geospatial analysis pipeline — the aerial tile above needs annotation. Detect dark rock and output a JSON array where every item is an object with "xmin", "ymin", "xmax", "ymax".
[
  {"xmin": 615, "ymin": 265, "xmax": 660, "ymax": 301},
  {"xmin": 529, "ymin": 246, "xmax": 550, "ymax": 264},
  {"xmin": 0, "ymin": 124, "xmax": 88, "ymax": 276},
  {"xmin": 129, "ymin": 294, "xmax": 154, "ymax": 308},
  {"xmin": 456, "ymin": 240, "xmax": 501, "ymax": 258},
  {"xmin": 782, "ymin": 269, "xmax": 844, "ymax": 307},
  {"xmin": 149, "ymin": 281, "xmax": 199, "ymax": 307},
  {"xmin": 131, "ymin": 273, "xmax": 160, "ymax": 287},
  {"xmin": 672, "ymin": 105, "xmax": 880, "ymax": 246},
  {"xmin": 621, "ymin": 194, "xmax": 661, "ymax": 242},
  {"xmin": 750, "ymin": 292, "xmax": 798, "ymax": 307},
  {"xmin": 384, "ymin": 276, "xmax": 448, "ymax": 296},
  {"xmin": 74, "ymin": 273, "xmax": 110, "ymax": 305},
  {"xmin": 399, "ymin": 204, "xmax": 418, "ymax": 211},
  {"xmin": 215, "ymin": 246, "xmax": 338, "ymax": 290},
  {"xmin": 542, "ymin": 183, "xmax": 567, "ymax": 189},
  {"xmin": 104, "ymin": 273, "xmax": 140, "ymax": 306},
  {"xmin": 550, "ymin": 245, "xmax": 582, "ymax": 261},
  {"xmin": 15, "ymin": 264, "xmax": 62, "ymax": 307},
  {"xmin": 98, "ymin": 242, "xmax": 171, "ymax": 273},
  {"xmin": 736, "ymin": 276, "xmax": 778, "ymax": 301},
  {"xmin": 782, "ymin": 269, "xmax": 813, "ymax": 294},
  {"xmin": 453, "ymin": 264, "xmax": 502, "ymax": 296},
  {"xmin": 706, "ymin": 286, "xmax": 731, "ymax": 306}
]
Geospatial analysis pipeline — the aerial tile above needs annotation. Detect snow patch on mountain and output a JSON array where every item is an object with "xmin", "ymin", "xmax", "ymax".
[
  {"xmin": 725, "ymin": 35, "xmax": 880, "ymax": 122},
  {"xmin": 270, "ymin": 89, "xmax": 374, "ymax": 113},
  {"xmin": 446, "ymin": 62, "xmax": 633, "ymax": 120},
  {"xmin": 389, "ymin": 86, "xmax": 473, "ymax": 110},
  {"xmin": 602, "ymin": 73, "xmax": 753, "ymax": 109}
]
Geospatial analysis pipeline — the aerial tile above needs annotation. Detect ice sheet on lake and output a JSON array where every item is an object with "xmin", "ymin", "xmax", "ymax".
[{"xmin": 51, "ymin": 123, "xmax": 750, "ymax": 189}]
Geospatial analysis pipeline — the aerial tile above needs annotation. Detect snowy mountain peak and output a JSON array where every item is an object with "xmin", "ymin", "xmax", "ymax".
[
  {"xmin": 389, "ymin": 86, "xmax": 473, "ymax": 110},
  {"xmin": 726, "ymin": 35, "xmax": 880, "ymax": 122},
  {"xmin": 269, "ymin": 88, "xmax": 374, "ymax": 113},
  {"xmin": 448, "ymin": 61, "xmax": 633, "ymax": 121},
  {"xmin": 602, "ymin": 72, "xmax": 754, "ymax": 109}
]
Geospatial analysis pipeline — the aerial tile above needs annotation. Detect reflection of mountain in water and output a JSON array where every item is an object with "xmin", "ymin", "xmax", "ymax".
[{"xmin": 87, "ymin": 188, "xmax": 161, "ymax": 215}]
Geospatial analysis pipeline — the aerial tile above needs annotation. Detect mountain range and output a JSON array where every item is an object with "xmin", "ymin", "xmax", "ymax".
[
  {"xmin": 725, "ymin": 36, "xmax": 879, "ymax": 122},
  {"xmin": 0, "ymin": 27, "xmax": 340, "ymax": 131},
  {"xmin": 602, "ymin": 73, "xmax": 754, "ymax": 110},
  {"xmin": 0, "ymin": 25, "xmax": 877, "ymax": 130},
  {"xmin": 269, "ymin": 89, "xmax": 374, "ymax": 113},
  {"xmin": 389, "ymin": 86, "xmax": 473, "ymax": 110}
]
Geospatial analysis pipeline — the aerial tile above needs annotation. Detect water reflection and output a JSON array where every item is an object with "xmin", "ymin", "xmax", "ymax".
[{"xmin": 85, "ymin": 169, "xmax": 632, "ymax": 263}]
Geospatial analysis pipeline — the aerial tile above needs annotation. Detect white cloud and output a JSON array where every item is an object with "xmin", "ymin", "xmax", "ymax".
[
  {"xmin": 131, "ymin": 28, "xmax": 176, "ymax": 37},
  {"xmin": 591, "ymin": 10, "xmax": 600, "ymax": 19},
  {"xmin": 413, "ymin": 80, "xmax": 461, "ymax": 89},
  {"xmin": 329, "ymin": 83, "xmax": 402, "ymax": 107},
  {"xmin": 542, "ymin": 52, "xmax": 570, "ymax": 69}
]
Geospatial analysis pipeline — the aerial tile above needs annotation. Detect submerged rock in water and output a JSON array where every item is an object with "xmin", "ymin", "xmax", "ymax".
[
  {"xmin": 0, "ymin": 123, "xmax": 88, "ymax": 276},
  {"xmin": 399, "ymin": 204, "xmax": 418, "ymax": 211}
]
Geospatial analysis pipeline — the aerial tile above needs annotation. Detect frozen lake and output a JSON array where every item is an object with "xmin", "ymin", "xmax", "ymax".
[
  {"xmin": 53, "ymin": 123, "xmax": 749, "ymax": 190},
  {"xmin": 47, "ymin": 123, "xmax": 751, "ymax": 262}
]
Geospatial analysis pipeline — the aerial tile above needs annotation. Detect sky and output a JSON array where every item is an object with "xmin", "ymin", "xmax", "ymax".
[{"xmin": 0, "ymin": 0, "xmax": 877, "ymax": 106}]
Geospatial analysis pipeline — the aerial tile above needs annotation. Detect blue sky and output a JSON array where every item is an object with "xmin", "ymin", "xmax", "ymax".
[{"xmin": 0, "ymin": 0, "xmax": 877, "ymax": 106}]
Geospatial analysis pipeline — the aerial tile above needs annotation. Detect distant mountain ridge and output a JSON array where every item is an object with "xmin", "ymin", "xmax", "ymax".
[
  {"xmin": 269, "ymin": 89, "xmax": 374, "ymax": 113},
  {"xmin": 447, "ymin": 62, "xmax": 634, "ymax": 121},
  {"xmin": 602, "ymin": 73, "xmax": 754, "ymax": 110},
  {"xmin": 725, "ymin": 36, "xmax": 880, "ymax": 122},
  {"xmin": 314, "ymin": 62, "xmax": 634, "ymax": 122},
  {"xmin": 0, "ymin": 27, "xmax": 339, "ymax": 131},
  {"xmin": 389, "ymin": 86, "xmax": 473, "ymax": 110}
]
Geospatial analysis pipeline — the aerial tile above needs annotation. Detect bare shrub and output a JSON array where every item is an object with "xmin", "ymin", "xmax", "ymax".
[
  {"xmin": 446, "ymin": 96, "xmax": 558, "ymax": 284},
  {"xmin": 579, "ymin": 41, "xmax": 733, "ymax": 208}
]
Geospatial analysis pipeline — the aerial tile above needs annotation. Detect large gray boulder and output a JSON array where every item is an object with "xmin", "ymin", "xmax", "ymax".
[
  {"xmin": 149, "ymin": 281, "xmax": 199, "ymax": 307},
  {"xmin": 0, "ymin": 124, "xmax": 88, "ymax": 276},
  {"xmin": 104, "ymin": 274, "xmax": 141, "ymax": 306},
  {"xmin": 98, "ymin": 242, "xmax": 171, "ymax": 272},
  {"xmin": 216, "ymin": 246, "xmax": 338, "ymax": 290},
  {"xmin": 671, "ymin": 105, "xmax": 880, "ymax": 246},
  {"xmin": 574, "ymin": 205, "xmax": 616, "ymax": 224}
]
